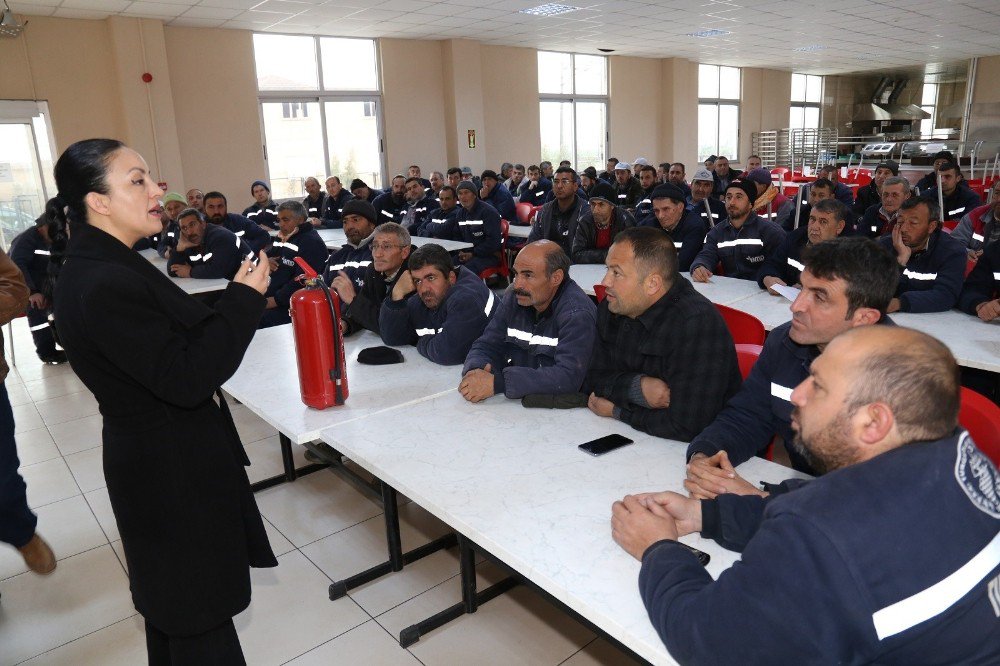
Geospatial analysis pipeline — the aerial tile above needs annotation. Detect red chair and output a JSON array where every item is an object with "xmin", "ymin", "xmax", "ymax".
[
  {"xmin": 959, "ymin": 387, "xmax": 1000, "ymax": 464},
  {"xmin": 515, "ymin": 202, "xmax": 535, "ymax": 225},
  {"xmin": 478, "ymin": 219, "xmax": 510, "ymax": 283},
  {"xmin": 942, "ymin": 219, "xmax": 959, "ymax": 232},
  {"xmin": 847, "ymin": 168, "xmax": 872, "ymax": 187},
  {"xmin": 734, "ymin": 343, "xmax": 763, "ymax": 380},
  {"xmin": 593, "ymin": 284, "xmax": 606, "ymax": 302},
  {"xmin": 715, "ymin": 303, "xmax": 766, "ymax": 346}
]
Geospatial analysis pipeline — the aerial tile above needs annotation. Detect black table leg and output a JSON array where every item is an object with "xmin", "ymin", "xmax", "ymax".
[
  {"xmin": 398, "ymin": 534, "xmax": 518, "ymax": 648},
  {"xmin": 250, "ymin": 433, "xmax": 328, "ymax": 493},
  {"xmin": 328, "ymin": 481, "xmax": 458, "ymax": 600}
]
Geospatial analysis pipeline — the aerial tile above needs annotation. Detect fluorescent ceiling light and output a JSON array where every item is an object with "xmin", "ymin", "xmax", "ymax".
[
  {"xmin": 687, "ymin": 29, "xmax": 731, "ymax": 38},
  {"xmin": 520, "ymin": 4, "xmax": 581, "ymax": 17}
]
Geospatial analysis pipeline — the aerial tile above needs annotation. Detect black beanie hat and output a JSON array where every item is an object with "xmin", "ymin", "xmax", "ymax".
[
  {"xmin": 589, "ymin": 181, "xmax": 617, "ymax": 204},
  {"xmin": 341, "ymin": 199, "xmax": 377, "ymax": 224},
  {"xmin": 650, "ymin": 183, "xmax": 686, "ymax": 204},
  {"xmin": 726, "ymin": 179, "xmax": 758, "ymax": 203}
]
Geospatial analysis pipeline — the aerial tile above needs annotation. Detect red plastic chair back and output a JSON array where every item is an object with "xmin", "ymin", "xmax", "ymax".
[
  {"xmin": 959, "ymin": 387, "xmax": 1000, "ymax": 465},
  {"xmin": 734, "ymin": 343, "xmax": 763, "ymax": 380},
  {"xmin": 715, "ymin": 303, "xmax": 766, "ymax": 346},
  {"xmin": 593, "ymin": 284, "xmax": 606, "ymax": 302},
  {"xmin": 478, "ymin": 219, "xmax": 510, "ymax": 282},
  {"xmin": 515, "ymin": 202, "xmax": 535, "ymax": 225},
  {"xmin": 941, "ymin": 220, "xmax": 959, "ymax": 232}
]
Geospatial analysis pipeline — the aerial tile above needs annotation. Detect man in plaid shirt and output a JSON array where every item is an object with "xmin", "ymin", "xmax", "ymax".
[{"xmin": 583, "ymin": 227, "xmax": 741, "ymax": 441}]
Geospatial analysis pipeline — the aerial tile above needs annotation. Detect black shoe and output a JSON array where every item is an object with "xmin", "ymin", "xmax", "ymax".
[{"xmin": 38, "ymin": 351, "xmax": 68, "ymax": 365}]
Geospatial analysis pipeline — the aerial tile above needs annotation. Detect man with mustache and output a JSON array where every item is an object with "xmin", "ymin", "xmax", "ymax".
[
  {"xmin": 758, "ymin": 198, "xmax": 849, "ymax": 293},
  {"xmin": 202, "ymin": 191, "xmax": 270, "ymax": 253},
  {"xmin": 379, "ymin": 243, "xmax": 497, "ymax": 365},
  {"xmin": 460, "ymin": 241, "xmax": 596, "ymax": 403},
  {"xmin": 612, "ymin": 325, "xmax": 999, "ymax": 664},
  {"xmin": 167, "ymin": 208, "xmax": 255, "ymax": 280},
  {"xmin": 685, "ymin": 237, "xmax": 897, "ymax": 488},
  {"xmin": 878, "ymin": 197, "xmax": 965, "ymax": 313}
]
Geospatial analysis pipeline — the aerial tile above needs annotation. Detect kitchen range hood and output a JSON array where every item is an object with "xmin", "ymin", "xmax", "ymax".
[{"xmin": 853, "ymin": 77, "xmax": 930, "ymax": 121}]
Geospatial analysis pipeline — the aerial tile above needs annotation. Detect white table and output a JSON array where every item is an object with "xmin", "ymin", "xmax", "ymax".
[
  {"xmin": 222, "ymin": 324, "xmax": 458, "ymax": 446},
  {"xmin": 139, "ymin": 248, "xmax": 229, "ymax": 295},
  {"xmin": 320, "ymin": 390, "xmax": 808, "ymax": 665},
  {"xmin": 317, "ymin": 229, "xmax": 473, "ymax": 252},
  {"xmin": 569, "ymin": 265, "xmax": 763, "ymax": 306},
  {"xmin": 507, "ymin": 224, "xmax": 532, "ymax": 239},
  {"xmin": 726, "ymin": 289, "xmax": 1000, "ymax": 373}
]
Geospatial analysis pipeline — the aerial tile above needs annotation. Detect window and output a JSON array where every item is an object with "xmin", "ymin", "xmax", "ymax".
[
  {"xmin": 538, "ymin": 52, "xmax": 607, "ymax": 170},
  {"xmin": 919, "ymin": 82, "xmax": 948, "ymax": 139},
  {"xmin": 0, "ymin": 101, "xmax": 56, "ymax": 248},
  {"xmin": 790, "ymin": 74, "xmax": 822, "ymax": 130},
  {"xmin": 698, "ymin": 64, "xmax": 740, "ymax": 161},
  {"xmin": 253, "ymin": 34, "xmax": 384, "ymax": 200}
]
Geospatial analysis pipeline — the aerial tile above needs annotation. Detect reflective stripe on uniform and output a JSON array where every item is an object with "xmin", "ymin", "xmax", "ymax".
[
  {"xmin": 770, "ymin": 382, "xmax": 793, "ymax": 401},
  {"xmin": 33, "ymin": 249, "xmax": 51, "ymax": 256},
  {"xmin": 415, "ymin": 327, "xmax": 442, "ymax": 336},
  {"xmin": 381, "ymin": 209, "xmax": 393, "ymax": 218},
  {"xmin": 673, "ymin": 242, "xmax": 683, "ymax": 248},
  {"xmin": 872, "ymin": 528, "xmax": 1000, "ymax": 640},
  {"xmin": 948, "ymin": 207, "xmax": 966, "ymax": 216},
  {"xmin": 787, "ymin": 258, "xmax": 805, "ymax": 271},
  {"xmin": 717, "ymin": 238, "xmax": 764, "ymax": 249},
  {"xmin": 483, "ymin": 290, "xmax": 495, "ymax": 317},
  {"xmin": 29, "ymin": 322, "xmax": 49, "ymax": 331},
  {"xmin": 903, "ymin": 269, "xmax": 938, "ymax": 281},
  {"xmin": 273, "ymin": 241, "xmax": 300, "ymax": 252},
  {"xmin": 973, "ymin": 233, "xmax": 984, "ymax": 243},
  {"xmin": 507, "ymin": 328, "xmax": 558, "ymax": 346},
  {"xmin": 459, "ymin": 220, "xmax": 483, "ymax": 226},
  {"xmin": 329, "ymin": 260, "xmax": 372, "ymax": 271}
]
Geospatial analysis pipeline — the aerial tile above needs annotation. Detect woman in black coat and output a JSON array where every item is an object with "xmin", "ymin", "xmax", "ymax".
[{"xmin": 51, "ymin": 139, "xmax": 276, "ymax": 664}]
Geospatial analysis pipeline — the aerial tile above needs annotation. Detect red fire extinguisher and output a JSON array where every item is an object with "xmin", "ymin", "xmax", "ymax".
[{"xmin": 290, "ymin": 258, "xmax": 348, "ymax": 408}]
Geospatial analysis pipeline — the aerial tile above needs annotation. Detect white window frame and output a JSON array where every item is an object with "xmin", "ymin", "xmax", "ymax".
[
  {"xmin": 537, "ymin": 52, "xmax": 608, "ymax": 168},
  {"xmin": 698, "ymin": 64, "xmax": 741, "ymax": 161},
  {"xmin": 253, "ymin": 34, "xmax": 387, "ymax": 190},
  {"xmin": 790, "ymin": 74, "xmax": 823, "ymax": 130}
]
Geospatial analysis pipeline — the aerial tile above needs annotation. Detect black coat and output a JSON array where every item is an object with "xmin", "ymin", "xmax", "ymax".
[{"xmin": 53, "ymin": 222, "xmax": 276, "ymax": 635}]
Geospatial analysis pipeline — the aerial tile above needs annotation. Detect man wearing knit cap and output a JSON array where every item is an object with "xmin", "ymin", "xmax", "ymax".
[
  {"xmin": 853, "ymin": 160, "xmax": 899, "ymax": 216},
  {"xmin": 690, "ymin": 179, "xmax": 786, "ymax": 282},
  {"xmin": 571, "ymin": 182, "xmax": 635, "ymax": 264},
  {"xmin": 479, "ymin": 169, "xmax": 516, "ymax": 222},
  {"xmin": 645, "ymin": 183, "xmax": 709, "ymax": 272},
  {"xmin": 454, "ymin": 180, "xmax": 503, "ymax": 274},
  {"xmin": 350, "ymin": 178, "xmax": 377, "ymax": 203},
  {"xmin": 915, "ymin": 150, "xmax": 956, "ymax": 192},
  {"xmin": 686, "ymin": 169, "xmax": 727, "ymax": 227},
  {"xmin": 324, "ymin": 199, "xmax": 377, "ymax": 292},
  {"xmin": 243, "ymin": 180, "xmax": 278, "ymax": 230},
  {"xmin": 580, "ymin": 166, "xmax": 599, "ymax": 198}
]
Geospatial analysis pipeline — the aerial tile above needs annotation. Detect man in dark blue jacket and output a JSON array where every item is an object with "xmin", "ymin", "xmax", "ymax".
[
  {"xmin": 686, "ymin": 237, "xmax": 897, "ymax": 482},
  {"xmin": 242, "ymin": 179, "xmax": 278, "ymax": 229},
  {"xmin": 454, "ymin": 181, "xmax": 502, "ymax": 275},
  {"xmin": 758, "ymin": 199, "xmax": 849, "ymax": 292},
  {"xmin": 613, "ymin": 325, "xmax": 1000, "ymax": 665},
  {"xmin": 204, "ymin": 191, "xmax": 270, "ymax": 253},
  {"xmin": 259, "ymin": 201, "xmax": 329, "ymax": 328},
  {"xmin": 571, "ymin": 182, "xmax": 635, "ymax": 265},
  {"xmin": 479, "ymin": 170, "xmax": 516, "ymax": 222},
  {"xmin": 461, "ymin": 241, "xmax": 596, "ymax": 402},
  {"xmin": 323, "ymin": 199, "xmax": 376, "ymax": 292},
  {"xmin": 632, "ymin": 165, "xmax": 658, "ymax": 226},
  {"xmin": 517, "ymin": 165, "xmax": 552, "ymax": 205},
  {"xmin": 302, "ymin": 177, "xmax": 326, "ymax": 226},
  {"xmin": 859, "ymin": 176, "xmax": 911, "ymax": 238},
  {"xmin": 400, "ymin": 176, "xmax": 439, "ymax": 235},
  {"xmin": 643, "ymin": 183, "xmax": 707, "ymax": 272},
  {"xmin": 318, "ymin": 176, "xmax": 354, "ymax": 229},
  {"xmin": 380, "ymin": 243, "xmax": 498, "ymax": 365},
  {"xmin": 690, "ymin": 179, "xmax": 786, "ymax": 282},
  {"xmin": 817, "ymin": 164, "xmax": 855, "ymax": 206},
  {"xmin": 167, "ymin": 209, "xmax": 255, "ymax": 280},
  {"xmin": 686, "ymin": 168, "xmax": 726, "ymax": 227},
  {"xmin": 416, "ymin": 186, "xmax": 459, "ymax": 239},
  {"xmin": 919, "ymin": 161, "xmax": 982, "ymax": 221},
  {"xmin": 527, "ymin": 167, "xmax": 590, "ymax": 256},
  {"xmin": 959, "ymin": 239, "xmax": 1000, "ymax": 320},
  {"xmin": 879, "ymin": 197, "xmax": 965, "ymax": 313},
  {"xmin": 9, "ymin": 219, "xmax": 63, "ymax": 363},
  {"xmin": 372, "ymin": 175, "xmax": 408, "ymax": 225}
]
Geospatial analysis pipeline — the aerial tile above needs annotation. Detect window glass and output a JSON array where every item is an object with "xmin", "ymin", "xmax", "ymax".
[
  {"xmin": 538, "ymin": 51, "xmax": 573, "ymax": 95},
  {"xmin": 321, "ymin": 38, "xmax": 378, "ymax": 91},
  {"xmin": 574, "ymin": 54, "xmax": 607, "ymax": 95},
  {"xmin": 253, "ymin": 34, "xmax": 318, "ymax": 91},
  {"xmin": 719, "ymin": 66, "xmax": 741, "ymax": 99},
  {"xmin": 699, "ymin": 64, "xmax": 719, "ymax": 98}
]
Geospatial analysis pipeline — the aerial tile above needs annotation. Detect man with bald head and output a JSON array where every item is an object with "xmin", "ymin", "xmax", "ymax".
[
  {"xmin": 302, "ymin": 176, "xmax": 326, "ymax": 226},
  {"xmin": 185, "ymin": 188, "xmax": 204, "ymax": 213},
  {"xmin": 612, "ymin": 326, "xmax": 999, "ymax": 664},
  {"xmin": 461, "ymin": 240, "xmax": 596, "ymax": 403}
]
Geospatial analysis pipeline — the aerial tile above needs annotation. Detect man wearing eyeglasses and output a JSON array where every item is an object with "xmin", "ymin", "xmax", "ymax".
[
  {"xmin": 332, "ymin": 222, "xmax": 415, "ymax": 335},
  {"xmin": 528, "ymin": 166, "xmax": 590, "ymax": 256}
]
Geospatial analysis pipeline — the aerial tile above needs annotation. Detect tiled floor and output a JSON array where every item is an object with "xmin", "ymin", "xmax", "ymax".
[{"xmin": 0, "ymin": 318, "xmax": 642, "ymax": 666}]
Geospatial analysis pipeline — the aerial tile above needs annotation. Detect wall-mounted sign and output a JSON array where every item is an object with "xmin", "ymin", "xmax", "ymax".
[{"xmin": 467, "ymin": 130, "xmax": 476, "ymax": 149}]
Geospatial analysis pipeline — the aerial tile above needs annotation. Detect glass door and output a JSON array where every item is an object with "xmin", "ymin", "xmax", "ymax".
[{"xmin": 0, "ymin": 102, "xmax": 54, "ymax": 248}]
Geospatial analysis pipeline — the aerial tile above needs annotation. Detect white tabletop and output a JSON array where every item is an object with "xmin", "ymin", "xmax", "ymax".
[
  {"xmin": 320, "ymin": 390, "xmax": 808, "ymax": 665},
  {"xmin": 507, "ymin": 224, "xmax": 532, "ymax": 239},
  {"xmin": 568, "ymin": 265, "xmax": 763, "ymax": 306},
  {"xmin": 725, "ymin": 289, "xmax": 1000, "ymax": 373},
  {"xmin": 222, "ymin": 324, "xmax": 459, "ymax": 444},
  {"xmin": 317, "ymin": 229, "xmax": 473, "ymax": 252},
  {"xmin": 139, "ymin": 248, "xmax": 229, "ymax": 295}
]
